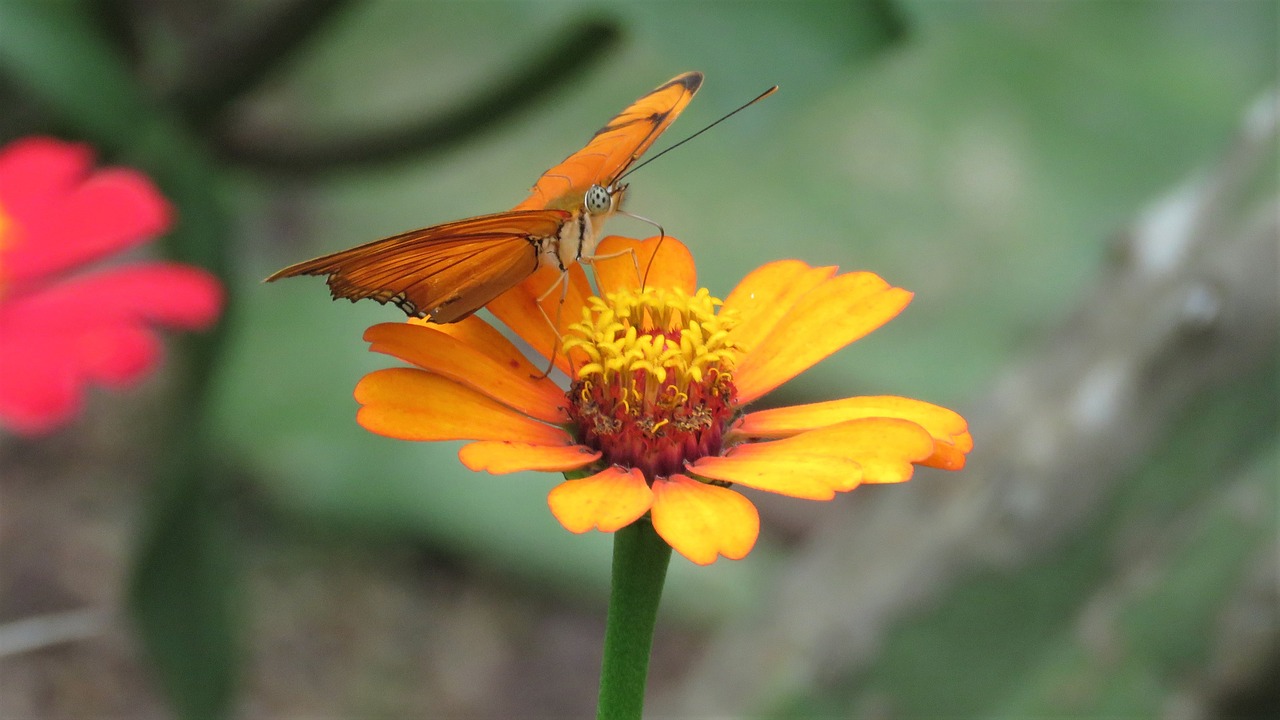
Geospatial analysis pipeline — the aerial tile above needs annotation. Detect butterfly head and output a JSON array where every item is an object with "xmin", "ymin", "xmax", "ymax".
[{"xmin": 585, "ymin": 182, "xmax": 627, "ymax": 216}]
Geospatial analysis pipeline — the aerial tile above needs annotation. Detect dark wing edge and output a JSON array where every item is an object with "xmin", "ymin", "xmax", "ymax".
[{"xmin": 586, "ymin": 71, "xmax": 703, "ymax": 177}]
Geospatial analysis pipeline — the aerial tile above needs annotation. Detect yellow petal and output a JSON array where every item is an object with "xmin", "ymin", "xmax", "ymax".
[
  {"xmin": 733, "ymin": 395, "xmax": 972, "ymax": 471},
  {"xmin": 922, "ymin": 441, "xmax": 969, "ymax": 471},
  {"xmin": 693, "ymin": 417, "xmax": 937, "ymax": 495},
  {"xmin": 547, "ymin": 466, "xmax": 653, "ymax": 533},
  {"xmin": 721, "ymin": 260, "xmax": 837, "ymax": 353},
  {"xmin": 650, "ymin": 474, "xmax": 759, "ymax": 565},
  {"xmin": 733, "ymin": 273, "xmax": 913, "ymax": 403},
  {"xmin": 689, "ymin": 451, "xmax": 861, "ymax": 499},
  {"xmin": 459, "ymin": 441, "xmax": 600, "ymax": 474},
  {"xmin": 594, "ymin": 235, "xmax": 696, "ymax": 296},
  {"xmin": 364, "ymin": 321, "xmax": 568, "ymax": 424},
  {"xmin": 355, "ymin": 368, "xmax": 569, "ymax": 444}
]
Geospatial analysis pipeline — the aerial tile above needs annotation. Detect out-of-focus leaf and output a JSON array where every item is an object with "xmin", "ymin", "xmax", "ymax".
[{"xmin": 128, "ymin": 463, "xmax": 243, "ymax": 720}]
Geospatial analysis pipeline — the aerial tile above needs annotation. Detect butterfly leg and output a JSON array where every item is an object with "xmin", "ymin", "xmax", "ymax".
[{"xmin": 531, "ymin": 270, "xmax": 571, "ymax": 379}]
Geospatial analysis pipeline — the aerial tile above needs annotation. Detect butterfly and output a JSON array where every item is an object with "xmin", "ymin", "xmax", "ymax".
[{"xmin": 266, "ymin": 72, "xmax": 703, "ymax": 323}]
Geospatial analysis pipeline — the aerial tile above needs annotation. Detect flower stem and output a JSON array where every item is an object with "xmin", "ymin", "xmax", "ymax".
[{"xmin": 596, "ymin": 519, "xmax": 672, "ymax": 720}]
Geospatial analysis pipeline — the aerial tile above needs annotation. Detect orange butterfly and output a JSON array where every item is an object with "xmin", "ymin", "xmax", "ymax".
[{"xmin": 267, "ymin": 72, "xmax": 703, "ymax": 323}]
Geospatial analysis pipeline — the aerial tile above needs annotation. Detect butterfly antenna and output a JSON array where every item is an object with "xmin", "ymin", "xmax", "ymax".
[
  {"xmin": 612, "ymin": 209, "xmax": 669, "ymax": 288},
  {"xmin": 617, "ymin": 84, "xmax": 778, "ymax": 183},
  {"xmin": 641, "ymin": 235, "xmax": 666, "ymax": 289}
]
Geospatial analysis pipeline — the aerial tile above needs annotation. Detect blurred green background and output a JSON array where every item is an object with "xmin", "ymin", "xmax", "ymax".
[{"xmin": 1, "ymin": 1, "xmax": 1275, "ymax": 718}]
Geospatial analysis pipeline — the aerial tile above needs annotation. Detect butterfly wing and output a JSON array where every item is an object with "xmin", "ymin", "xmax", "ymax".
[
  {"xmin": 268, "ymin": 73, "xmax": 702, "ymax": 322},
  {"xmin": 266, "ymin": 209, "xmax": 570, "ymax": 323},
  {"xmin": 515, "ymin": 71, "xmax": 703, "ymax": 212}
]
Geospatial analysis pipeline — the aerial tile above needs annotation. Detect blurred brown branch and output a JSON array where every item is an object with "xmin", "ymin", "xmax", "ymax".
[
  {"xmin": 658, "ymin": 90, "xmax": 1280, "ymax": 717},
  {"xmin": 164, "ymin": 0, "xmax": 357, "ymax": 130},
  {"xmin": 210, "ymin": 17, "xmax": 621, "ymax": 174}
]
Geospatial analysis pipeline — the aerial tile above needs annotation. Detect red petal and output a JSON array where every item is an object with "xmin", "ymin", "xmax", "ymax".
[
  {"xmin": 0, "ymin": 137, "xmax": 171, "ymax": 287},
  {"xmin": 0, "ymin": 264, "xmax": 222, "ymax": 436},
  {"xmin": 0, "ymin": 338, "xmax": 81, "ymax": 435}
]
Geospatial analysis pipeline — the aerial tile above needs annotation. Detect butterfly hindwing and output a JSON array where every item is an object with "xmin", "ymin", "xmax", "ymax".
[{"xmin": 268, "ymin": 209, "xmax": 570, "ymax": 322}]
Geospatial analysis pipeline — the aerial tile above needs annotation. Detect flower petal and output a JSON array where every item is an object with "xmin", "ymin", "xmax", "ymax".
[
  {"xmin": 486, "ymin": 263, "xmax": 593, "ymax": 374},
  {"xmin": 355, "ymin": 367, "xmax": 570, "ymax": 444},
  {"xmin": 721, "ymin": 260, "xmax": 836, "ymax": 354},
  {"xmin": 0, "ymin": 264, "xmax": 222, "ymax": 436},
  {"xmin": 547, "ymin": 466, "xmax": 653, "ymax": 533},
  {"xmin": 692, "ymin": 417, "xmax": 937, "ymax": 496},
  {"xmin": 0, "ymin": 137, "xmax": 92, "ymax": 219},
  {"xmin": 593, "ymin": 235, "xmax": 696, "ymax": 296},
  {"xmin": 733, "ymin": 395, "xmax": 973, "ymax": 470},
  {"xmin": 733, "ymin": 272, "xmax": 913, "ymax": 403},
  {"xmin": 364, "ymin": 320, "xmax": 568, "ymax": 424},
  {"xmin": 459, "ymin": 441, "xmax": 600, "ymax": 474},
  {"xmin": 650, "ymin": 474, "xmax": 759, "ymax": 565},
  {"xmin": 0, "ymin": 338, "xmax": 81, "ymax": 434},
  {"xmin": 689, "ymin": 451, "xmax": 860, "ymax": 500},
  {"xmin": 0, "ymin": 138, "xmax": 171, "ymax": 287}
]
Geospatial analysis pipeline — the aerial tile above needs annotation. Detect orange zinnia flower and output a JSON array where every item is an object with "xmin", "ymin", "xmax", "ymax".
[{"xmin": 354, "ymin": 236, "xmax": 971, "ymax": 564}]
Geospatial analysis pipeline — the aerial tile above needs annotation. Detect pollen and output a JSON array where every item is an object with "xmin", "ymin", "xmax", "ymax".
[{"xmin": 563, "ymin": 286, "xmax": 740, "ymax": 480}]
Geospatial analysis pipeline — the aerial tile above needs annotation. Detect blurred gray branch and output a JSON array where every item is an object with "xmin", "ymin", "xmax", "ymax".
[{"xmin": 659, "ymin": 90, "xmax": 1280, "ymax": 717}]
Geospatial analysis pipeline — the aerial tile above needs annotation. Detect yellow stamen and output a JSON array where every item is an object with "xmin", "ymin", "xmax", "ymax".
[{"xmin": 563, "ymin": 286, "xmax": 739, "ymax": 407}]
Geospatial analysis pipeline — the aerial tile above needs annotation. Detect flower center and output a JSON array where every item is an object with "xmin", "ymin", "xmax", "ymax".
[{"xmin": 563, "ymin": 286, "xmax": 740, "ymax": 481}]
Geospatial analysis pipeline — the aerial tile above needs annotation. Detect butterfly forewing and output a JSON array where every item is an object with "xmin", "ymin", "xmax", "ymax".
[{"xmin": 515, "ymin": 72, "xmax": 703, "ymax": 212}]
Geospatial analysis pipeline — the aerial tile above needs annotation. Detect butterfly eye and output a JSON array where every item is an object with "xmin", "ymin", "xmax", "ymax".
[{"xmin": 584, "ymin": 184, "xmax": 613, "ymax": 214}]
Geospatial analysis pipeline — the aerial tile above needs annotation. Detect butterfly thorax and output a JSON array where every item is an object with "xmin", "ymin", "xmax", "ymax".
[{"xmin": 536, "ymin": 182, "xmax": 625, "ymax": 272}]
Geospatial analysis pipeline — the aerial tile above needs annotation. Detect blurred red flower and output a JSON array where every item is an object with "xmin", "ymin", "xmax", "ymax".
[{"xmin": 0, "ymin": 137, "xmax": 223, "ymax": 436}]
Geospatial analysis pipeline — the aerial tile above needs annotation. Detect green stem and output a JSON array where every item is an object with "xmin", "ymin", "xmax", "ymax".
[{"xmin": 596, "ymin": 520, "xmax": 672, "ymax": 720}]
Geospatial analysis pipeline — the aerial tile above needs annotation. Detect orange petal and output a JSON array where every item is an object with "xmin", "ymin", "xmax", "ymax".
[
  {"xmin": 721, "ymin": 260, "xmax": 837, "ymax": 354},
  {"xmin": 355, "ymin": 367, "xmax": 570, "ymax": 444},
  {"xmin": 733, "ymin": 395, "xmax": 972, "ymax": 471},
  {"xmin": 593, "ymin": 235, "xmax": 696, "ymax": 295},
  {"xmin": 922, "ymin": 442, "xmax": 969, "ymax": 471},
  {"xmin": 692, "ymin": 417, "xmax": 937, "ymax": 495},
  {"xmin": 547, "ymin": 466, "xmax": 653, "ymax": 533},
  {"xmin": 364, "ymin": 321, "xmax": 568, "ymax": 424},
  {"xmin": 650, "ymin": 474, "xmax": 759, "ymax": 565},
  {"xmin": 689, "ymin": 450, "xmax": 861, "ymax": 499},
  {"xmin": 459, "ymin": 441, "xmax": 600, "ymax": 474},
  {"xmin": 733, "ymin": 273, "xmax": 913, "ymax": 403},
  {"xmin": 486, "ymin": 263, "xmax": 593, "ymax": 374}
]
